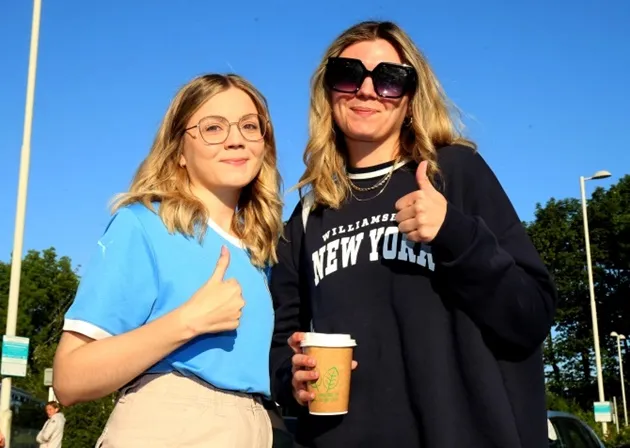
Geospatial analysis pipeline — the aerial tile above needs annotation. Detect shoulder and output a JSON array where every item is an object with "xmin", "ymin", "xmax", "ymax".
[
  {"xmin": 97, "ymin": 203, "xmax": 163, "ymax": 258},
  {"xmin": 435, "ymin": 144, "xmax": 498, "ymax": 185},
  {"xmin": 102, "ymin": 206, "xmax": 143, "ymax": 238},
  {"xmin": 273, "ymin": 199, "xmax": 305, "ymax": 264},
  {"xmin": 117, "ymin": 202, "xmax": 162, "ymax": 228},
  {"xmin": 435, "ymin": 144, "xmax": 517, "ymax": 220},
  {"xmin": 436, "ymin": 144, "xmax": 482, "ymax": 172},
  {"xmin": 283, "ymin": 196, "xmax": 306, "ymax": 234},
  {"xmin": 107, "ymin": 202, "xmax": 165, "ymax": 240}
]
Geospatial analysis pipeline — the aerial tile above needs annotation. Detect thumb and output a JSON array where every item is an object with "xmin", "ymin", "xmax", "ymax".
[
  {"xmin": 210, "ymin": 245, "xmax": 230, "ymax": 282},
  {"xmin": 416, "ymin": 161, "xmax": 435, "ymax": 191}
]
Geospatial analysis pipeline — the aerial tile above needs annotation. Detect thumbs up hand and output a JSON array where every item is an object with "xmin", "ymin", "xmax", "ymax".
[
  {"xmin": 179, "ymin": 246, "xmax": 245, "ymax": 336},
  {"xmin": 394, "ymin": 160, "xmax": 447, "ymax": 243}
]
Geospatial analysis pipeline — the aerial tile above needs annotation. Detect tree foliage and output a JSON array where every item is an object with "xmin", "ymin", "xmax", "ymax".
[
  {"xmin": 0, "ymin": 248, "xmax": 114, "ymax": 447},
  {"xmin": 526, "ymin": 175, "xmax": 630, "ymax": 413}
]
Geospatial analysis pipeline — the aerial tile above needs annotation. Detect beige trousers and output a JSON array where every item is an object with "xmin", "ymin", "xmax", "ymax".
[{"xmin": 96, "ymin": 372, "xmax": 272, "ymax": 448}]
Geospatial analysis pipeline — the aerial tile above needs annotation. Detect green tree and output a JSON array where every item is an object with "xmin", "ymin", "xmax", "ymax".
[
  {"xmin": 527, "ymin": 175, "xmax": 630, "ymax": 410},
  {"xmin": 0, "ymin": 248, "xmax": 114, "ymax": 447},
  {"xmin": 0, "ymin": 249, "xmax": 79, "ymax": 398},
  {"xmin": 62, "ymin": 398, "xmax": 115, "ymax": 447}
]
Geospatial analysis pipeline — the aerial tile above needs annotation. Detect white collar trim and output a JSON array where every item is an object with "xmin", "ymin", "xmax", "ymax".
[
  {"xmin": 347, "ymin": 159, "xmax": 410, "ymax": 180},
  {"xmin": 206, "ymin": 218, "xmax": 245, "ymax": 249}
]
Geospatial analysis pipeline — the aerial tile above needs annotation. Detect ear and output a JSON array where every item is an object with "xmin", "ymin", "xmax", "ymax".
[{"xmin": 177, "ymin": 151, "xmax": 186, "ymax": 168}]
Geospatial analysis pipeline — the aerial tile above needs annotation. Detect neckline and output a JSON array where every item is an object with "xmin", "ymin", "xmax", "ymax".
[
  {"xmin": 206, "ymin": 217, "xmax": 245, "ymax": 250},
  {"xmin": 346, "ymin": 159, "xmax": 410, "ymax": 180}
]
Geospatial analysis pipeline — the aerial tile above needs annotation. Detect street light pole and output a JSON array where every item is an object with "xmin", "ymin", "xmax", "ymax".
[
  {"xmin": 611, "ymin": 332, "xmax": 628, "ymax": 427},
  {"xmin": 0, "ymin": 1, "xmax": 42, "ymax": 446},
  {"xmin": 580, "ymin": 170, "xmax": 611, "ymax": 436}
]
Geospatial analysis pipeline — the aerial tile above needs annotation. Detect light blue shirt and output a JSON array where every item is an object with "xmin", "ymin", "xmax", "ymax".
[{"xmin": 64, "ymin": 203, "xmax": 273, "ymax": 397}]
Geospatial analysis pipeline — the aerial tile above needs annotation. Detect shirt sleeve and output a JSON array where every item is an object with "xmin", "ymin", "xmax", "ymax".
[
  {"xmin": 37, "ymin": 414, "xmax": 64, "ymax": 443},
  {"xmin": 35, "ymin": 424, "xmax": 47, "ymax": 444},
  {"xmin": 63, "ymin": 207, "xmax": 159, "ymax": 339},
  {"xmin": 431, "ymin": 147, "xmax": 557, "ymax": 352},
  {"xmin": 269, "ymin": 203, "xmax": 309, "ymax": 410}
]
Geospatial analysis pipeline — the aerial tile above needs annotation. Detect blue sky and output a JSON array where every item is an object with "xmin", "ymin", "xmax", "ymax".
[{"xmin": 1, "ymin": 0, "xmax": 628, "ymax": 270}]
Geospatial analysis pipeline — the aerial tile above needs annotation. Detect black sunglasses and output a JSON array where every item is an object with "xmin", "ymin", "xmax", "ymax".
[{"xmin": 325, "ymin": 57, "xmax": 417, "ymax": 99}]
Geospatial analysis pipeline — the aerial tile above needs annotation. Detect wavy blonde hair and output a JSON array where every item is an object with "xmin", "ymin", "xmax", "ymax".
[
  {"xmin": 112, "ymin": 74, "xmax": 283, "ymax": 267},
  {"xmin": 297, "ymin": 20, "xmax": 475, "ymax": 209}
]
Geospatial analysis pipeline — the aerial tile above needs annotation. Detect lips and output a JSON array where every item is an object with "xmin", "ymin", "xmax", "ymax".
[
  {"xmin": 221, "ymin": 158, "xmax": 249, "ymax": 166},
  {"xmin": 350, "ymin": 106, "xmax": 378, "ymax": 116}
]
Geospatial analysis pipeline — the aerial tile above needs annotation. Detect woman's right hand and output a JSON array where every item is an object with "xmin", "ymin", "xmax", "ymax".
[
  {"xmin": 288, "ymin": 332, "xmax": 358, "ymax": 406},
  {"xmin": 289, "ymin": 332, "xmax": 317, "ymax": 405},
  {"xmin": 179, "ymin": 246, "xmax": 245, "ymax": 337}
]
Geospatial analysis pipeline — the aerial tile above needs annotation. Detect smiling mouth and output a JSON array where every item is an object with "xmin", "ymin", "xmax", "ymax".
[
  {"xmin": 350, "ymin": 107, "xmax": 378, "ymax": 116},
  {"xmin": 221, "ymin": 159, "xmax": 249, "ymax": 166}
]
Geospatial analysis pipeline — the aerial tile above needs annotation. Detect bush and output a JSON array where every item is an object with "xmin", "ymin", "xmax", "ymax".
[
  {"xmin": 62, "ymin": 396, "xmax": 115, "ymax": 447},
  {"xmin": 604, "ymin": 427, "xmax": 630, "ymax": 448},
  {"xmin": 546, "ymin": 390, "xmax": 630, "ymax": 447}
]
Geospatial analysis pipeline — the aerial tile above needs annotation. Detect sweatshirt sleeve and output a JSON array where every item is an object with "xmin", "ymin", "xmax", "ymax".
[
  {"xmin": 269, "ymin": 203, "xmax": 309, "ymax": 409},
  {"xmin": 36, "ymin": 418, "xmax": 54, "ymax": 443},
  {"xmin": 431, "ymin": 147, "xmax": 557, "ymax": 351}
]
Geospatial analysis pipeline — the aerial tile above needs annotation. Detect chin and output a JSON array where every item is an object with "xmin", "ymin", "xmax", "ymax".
[
  {"xmin": 345, "ymin": 130, "xmax": 385, "ymax": 142},
  {"xmin": 343, "ymin": 122, "xmax": 387, "ymax": 142},
  {"xmin": 218, "ymin": 174, "xmax": 258, "ymax": 190}
]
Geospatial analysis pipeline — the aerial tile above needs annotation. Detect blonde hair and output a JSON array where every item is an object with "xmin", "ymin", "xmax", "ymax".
[
  {"xmin": 112, "ymin": 74, "xmax": 283, "ymax": 267},
  {"xmin": 297, "ymin": 20, "xmax": 475, "ymax": 209}
]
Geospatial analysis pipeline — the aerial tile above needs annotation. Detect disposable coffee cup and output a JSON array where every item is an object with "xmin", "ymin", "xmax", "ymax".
[{"xmin": 301, "ymin": 332, "xmax": 357, "ymax": 415}]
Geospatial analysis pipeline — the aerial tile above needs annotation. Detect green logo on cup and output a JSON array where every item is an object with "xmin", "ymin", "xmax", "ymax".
[
  {"xmin": 312, "ymin": 367, "xmax": 341, "ymax": 403},
  {"xmin": 312, "ymin": 366, "xmax": 339, "ymax": 392}
]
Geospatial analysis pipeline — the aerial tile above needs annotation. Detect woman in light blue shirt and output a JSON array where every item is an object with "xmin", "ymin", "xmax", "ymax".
[{"xmin": 53, "ymin": 73, "xmax": 283, "ymax": 448}]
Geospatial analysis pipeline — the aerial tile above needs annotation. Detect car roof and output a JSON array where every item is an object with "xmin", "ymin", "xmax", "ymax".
[{"xmin": 548, "ymin": 410, "xmax": 581, "ymax": 419}]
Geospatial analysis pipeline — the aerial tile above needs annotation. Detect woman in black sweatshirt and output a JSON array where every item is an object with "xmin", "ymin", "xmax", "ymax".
[{"xmin": 269, "ymin": 20, "xmax": 557, "ymax": 448}]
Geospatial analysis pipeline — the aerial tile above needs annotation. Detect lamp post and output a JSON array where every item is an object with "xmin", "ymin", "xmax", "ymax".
[
  {"xmin": 611, "ymin": 332, "xmax": 628, "ymax": 427},
  {"xmin": 580, "ymin": 170, "xmax": 612, "ymax": 435},
  {"xmin": 0, "ymin": 1, "xmax": 42, "ymax": 446}
]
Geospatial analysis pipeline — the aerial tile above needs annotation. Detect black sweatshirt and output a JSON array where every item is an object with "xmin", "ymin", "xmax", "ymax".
[{"xmin": 269, "ymin": 144, "xmax": 557, "ymax": 448}]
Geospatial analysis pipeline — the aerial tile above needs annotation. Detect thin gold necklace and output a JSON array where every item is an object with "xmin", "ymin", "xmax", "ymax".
[
  {"xmin": 347, "ymin": 160, "xmax": 398, "ymax": 191},
  {"xmin": 347, "ymin": 161, "xmax": 397, "ymax": 202}
]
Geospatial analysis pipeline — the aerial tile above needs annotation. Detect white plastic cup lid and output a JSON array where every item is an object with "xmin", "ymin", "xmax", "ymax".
[{"xmin": 300, "ymin": 332, "xmax": 357, "ymax": 348}]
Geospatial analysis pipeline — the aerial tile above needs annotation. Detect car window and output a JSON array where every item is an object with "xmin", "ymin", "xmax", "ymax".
[
  {"xmin": 552, "ymin": 417, "xmax": 600, "ymax": 448},
  {"xmin": 548, "ymin": 419, "xmax": 563, "ymax": 448},
  {"xmin": 579, "ymin": 423, "xmax": 603, "ymax": 447}
]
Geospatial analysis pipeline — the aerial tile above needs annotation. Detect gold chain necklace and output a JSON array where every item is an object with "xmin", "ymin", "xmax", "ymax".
[
  {"xmin": 348, "ymin": 167, "xmax": 393, "ymax": 191},
  {"xmin": 347, "ymin": 162, "xmax": 397, "ymax": 202},
  {"xmin": 347, "ymin": 160, "xmax": 397, "ymax": 191}
]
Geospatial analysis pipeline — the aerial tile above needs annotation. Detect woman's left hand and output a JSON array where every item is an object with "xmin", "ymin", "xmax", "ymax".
[{"xmin": 395, "ymin": 160, "xmax": 447, "ymax": 243}]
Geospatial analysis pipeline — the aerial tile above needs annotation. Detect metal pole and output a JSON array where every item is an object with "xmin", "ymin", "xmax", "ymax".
[
  {"xmin": 614, "ymin": 396, "xmax": 620, "ymax": 433},
  {"xmin": 618, "ymin": 337, "xmax": 628, "ymax": 426},
  {"xmin": 0, "ymin": 1, "xmax": 42, "ymax": 446},
  {"xmin": 47, "ymin": 387, "xmax": 55, "ymax": 403},
  {"xmin": 580, "ymin": 175, "xmax": 607, "ymax": 436}
]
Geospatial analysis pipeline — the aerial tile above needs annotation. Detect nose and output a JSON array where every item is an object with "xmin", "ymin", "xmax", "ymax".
[
  {"xmin": 356, "ymin": 75, "xmax": 378, "ymax": 99},
  {"xmin": 223, "ymin": 123, "xmax": 245, "ymax": 150}
]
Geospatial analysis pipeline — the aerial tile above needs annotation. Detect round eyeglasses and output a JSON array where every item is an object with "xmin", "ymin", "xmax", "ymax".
[{"xmin": 184, "ymin": 113, "xmax": 269, "ymax": 145}]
